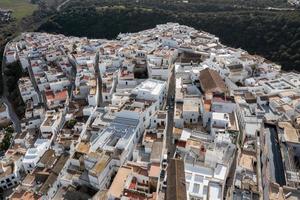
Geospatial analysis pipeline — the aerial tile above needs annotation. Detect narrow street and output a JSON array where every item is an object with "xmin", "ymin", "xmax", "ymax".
[
  {"xmin": 27, "ymin": 59, "xmax": 44, "ymax": 106},
  {"xmin": 56, "ymin": 0, "xmax": 71, "ymax": 11},
  {"xmin": 94, "ymin": 51, "xmax": 103, "ymax": 107},
  {"xmin": 165, "ymin": 65, "xmax": 176, "ymax": 158},
  {"xmin": 224, "ymin": 149, "xmax": 238, "ymax": 199},
  {"xmin": 1, "ymin": 43, "xmax": 9, "ymax": 95}
]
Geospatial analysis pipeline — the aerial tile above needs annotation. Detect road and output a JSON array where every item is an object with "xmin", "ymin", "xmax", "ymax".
[
  {"xmin": 232, "ymin": 4, "xmax": 297, "ymax": 11},
  {"xmin": 266, "ymin": 124, "xmax": 286, "ymax": 186},
  {"xmin": 1, "ymin": 42, "xmax": 9, "ymax": 95},
  {"xmin": 165, "ymin": 64, "xmax": 176, "ymax": 159},
  {"xmin": 164, "ymin": 64, "xmax": 176, "ymax": 200},
  {"xmin": 27, "ymin": 59, "xmax": 44, "ymax": 106},
  {"xmin": 56, "ymin": 0, "xmax": 71, "ymax": 11},
  {"xmin": 94, "ymin": 51, "xmax": 103, "ymax": 107}
]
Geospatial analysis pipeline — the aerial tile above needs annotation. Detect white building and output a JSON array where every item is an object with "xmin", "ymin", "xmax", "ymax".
[
  {"xmin": 49, "ymin": 78, "xmax": 70, "ymax": 92},
  {"xmin": 0, "ymin": 150, "xmax": 24, "ymax": 190},
  {"xmin": 0, "ymin": 103, "xmax": 10, "ymax": 123},
  {"xmin": 19, "ymin": 54, "xmax": 30, "ymax": 70},
  {"xmin": 45, "ymin": 50, "xmax": 62, "ymax": 62},
  {"xmin": 87, "ymin": 153, "xmax": 115, "ymax": 190},
  {"xmin": 5, "ymin": 51, "xmax": 17, "ymax": 64},
  {"xmin": 18, "ymin": 77, "xmax": 39, "ymax": 105},
  {"xmin": 147, "ymin": 55, "xmax": 169, "ymax": 80},
  {"xmin": 91, "ymin": 117, "xmax": 141, "ymax": 163},
  {"xmin": 40, "ymin": 111, "xmax": 63, "ymax": 136},
  {"xmin": 87, "ymin": 117, "xmax": 143, "ymax": 190},
  {"xmin": 211, "ymin": 98, "xmax": 236, "ymax": 113},
  {"xmin": 185, "ymin": 163, "xmax": 226, "ymax": 200},
  {"xmin": 117, "ymin": 99, "xmax": 159, "ymax": 130},
  {"xmin": 22, "ymin": 139, "xmax": 50, "ymax": 173},
  {"xmin": 210, "ymin": 112, "xmax": 231, "ymax": 130},
  {"xmin": 182, "ymin": 99, "xmax": 200, "ymax": 124},
  {"xmin": 262, "ymin": 78, "xmax": 296, "ymax": 94},
  {"xmin": 131, "ymin": 79, "xmax": 166, "ymax": 108}
]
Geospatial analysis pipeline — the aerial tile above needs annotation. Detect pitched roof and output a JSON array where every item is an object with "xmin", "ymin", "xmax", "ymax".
[
  {"xmin": 38, "ymin": 149, "xmax": 57, "ymax": 167},
  {"xmin": 199, "ymin": 68, "xmax": 226, "ymax": 93},
  {"xmin": 39, "ymin": 153, "xmax": 69, "ymax": 195},
  {"xmin": 166, "ymin": 158, "xmax": 187, "ymax": 200},
  {"xmin": 107, "ymin": 166, "xmax": 132, "ymax": 198}
]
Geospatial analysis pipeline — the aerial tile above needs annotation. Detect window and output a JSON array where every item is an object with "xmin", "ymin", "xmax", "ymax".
[
  {"xmin": 192, "ymin": 183, "xmax": 200, "ymax": 194},
  {"xmin": 203, "ymin": 185, "xmax": 208, "ymax": 195},
  {"xmin": 191, "ymin": 198, "xmax": 201, "ymax": 200},
  {"xmin": 186, "ymin": 181, "xmax": 190, "ymax": 190},
  {"xmin": 194, "ymin": 175, "xmax": 204, "ymax": 182},
  {"xmin": 185, "ymin": 172, "xmax": 192, "ymax": 180}
]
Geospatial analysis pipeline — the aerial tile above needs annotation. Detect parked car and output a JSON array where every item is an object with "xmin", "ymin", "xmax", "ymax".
[{"xmin": 160, "ymin": 169, "xmax": 165, "ymax": 179}]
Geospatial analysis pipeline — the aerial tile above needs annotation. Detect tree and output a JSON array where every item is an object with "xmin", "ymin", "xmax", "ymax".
[
  {"xmin": 67, "ymin": 119, "xmax": 77, "ymax": 129},
  {"xmin": 0, "ymin": 126, "xmax": 14, "ymax": 151}
]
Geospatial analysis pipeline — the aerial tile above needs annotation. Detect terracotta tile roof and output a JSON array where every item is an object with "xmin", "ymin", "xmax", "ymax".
[
  {"xmin": 45, "ymin": 89, "xmax": 68, "ymax": 101},
  {"xmin": 10, "ymin": 190, "xmax": 41, "ymax": 200},
  {"xmin": 107, "ymin": 166, "xmax": 132, "ymax": 198},
  {"xmin": 149, "ymin": 163, "xmax": 160, "ymax": 178}
]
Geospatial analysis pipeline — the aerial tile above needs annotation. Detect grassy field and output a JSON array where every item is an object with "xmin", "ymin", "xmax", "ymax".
[{"xmin": 0, "ymin": 0, "xmax": 38, "ymax": 21}]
